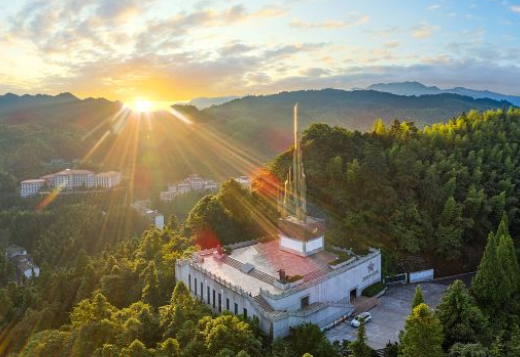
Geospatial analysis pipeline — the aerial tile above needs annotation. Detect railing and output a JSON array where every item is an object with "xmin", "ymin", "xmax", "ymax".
[
  {"xmin": 184, "ymin": 260, "xmax": 287, "ymax": 320},
  {"xmin": 228, "ymin": 239, "xmax": 259, "ymax": 250}
]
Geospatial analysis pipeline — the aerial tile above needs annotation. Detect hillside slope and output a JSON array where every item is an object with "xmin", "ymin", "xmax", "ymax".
[{"xmin": 177, "ymin": 88, "xmax": 513, "ymax": 157}]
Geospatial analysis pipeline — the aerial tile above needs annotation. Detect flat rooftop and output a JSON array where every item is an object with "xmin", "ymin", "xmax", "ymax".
[
  {"xmin": 192, "ymin": 240, "xmax": 338, "ymax": 296},
  {"xmin": 231, "ymin": 239, "xmax": 336, "ymax": 278},
  {"xmin": 21, "ymin": 179, "xmax": 46, "ymax": 183}
]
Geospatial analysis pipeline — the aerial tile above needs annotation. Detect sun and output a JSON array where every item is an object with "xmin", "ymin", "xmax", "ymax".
[{"xmin": 129, "ymin": 99, "xmax": 154, "ymax": 113}]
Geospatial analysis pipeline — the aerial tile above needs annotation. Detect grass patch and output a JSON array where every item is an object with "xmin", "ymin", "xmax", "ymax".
[
  {"xmin": 288, "ymin": 275, "xmax": 303, "ymax": 283},
  {"xmin": 328, "ymin": 250, "xmax": 354, "ymax": 266}
]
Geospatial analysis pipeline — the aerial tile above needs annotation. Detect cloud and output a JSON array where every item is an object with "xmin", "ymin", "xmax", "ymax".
[
  {"xmin": 427, "ymin": 4, "xmax": 441, "ymax": 10},
  {"xmin": 244, "ymin": 60, "xmax": 520, "ymax": 97},
  {"xmin": 2, "ymin": 0, "xmax": 520, "ymax": 101},
  {"xmin": 411, "ymin": 22, "xmax": 440, "ymax": 38},
  {"xmin": 511, "ymin": 5, "xmax": 520, "ymax": 14},
  {"xmin": 290, "ymin": 14, "xmax": 369, "ymax": 29},
  {"xmin": 384, "ymin": 41, "xmax": 401, "ymax": 48}
]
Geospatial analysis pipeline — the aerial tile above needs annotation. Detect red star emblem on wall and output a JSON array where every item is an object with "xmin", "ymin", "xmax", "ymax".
[{"xmin": 368, "ymin": 262, "xmax": 375, "ymax": 273}]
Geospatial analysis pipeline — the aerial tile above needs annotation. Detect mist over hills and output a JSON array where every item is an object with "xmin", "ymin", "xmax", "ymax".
[{"xmin": 367, "ymin": 81, "xmax": 520, "ymax": 106}]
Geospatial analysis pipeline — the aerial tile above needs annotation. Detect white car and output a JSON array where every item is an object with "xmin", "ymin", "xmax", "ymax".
[{"xmin": 350, "ymin": 312, "xmax": 372, "ymax": 327}]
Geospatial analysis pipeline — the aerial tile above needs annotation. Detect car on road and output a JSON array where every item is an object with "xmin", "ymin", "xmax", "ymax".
[{"xmin": 350, "ymin": 312, "xmax": 372, "ymax": 327}]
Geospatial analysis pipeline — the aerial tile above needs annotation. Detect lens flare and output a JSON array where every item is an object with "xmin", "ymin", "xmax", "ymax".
[{"xmin": 129, "ymin": 99, "xmax": 153, "ymax": 113}]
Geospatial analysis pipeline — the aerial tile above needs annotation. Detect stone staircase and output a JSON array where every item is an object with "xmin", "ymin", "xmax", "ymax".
[
  {"xmin": 222, "ymin": 255, "xmax": 277, "ymax": 286},
  {"xmin": 303, "ymin": 267, "xmax": 330, "ymax": 282},
  {"xmin": 222, "ymin": 256, "xmax": 242, "ymax": 270},
  {"xmin": 352, "ymin": 296, "xmax": 379, "ymax": 316},
  {"xmin": 253, "ymin": 294, "xmax": 275, "ymax": 313},
  {"xmin": 249, "ymin": 269, "xmax": 277, "ymax": 285}
]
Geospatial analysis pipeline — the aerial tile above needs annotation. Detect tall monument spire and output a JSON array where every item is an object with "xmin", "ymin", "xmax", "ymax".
[
  {"xmin": 278, "ymin": 104, "xmax": 324, "ymax": 256},
  {"xmin": 281, "ymin": 104, "xmax": 307, "ymax": 222}
]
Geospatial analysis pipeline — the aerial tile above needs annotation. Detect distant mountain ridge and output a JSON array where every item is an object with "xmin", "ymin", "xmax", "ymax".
[
  {"xmin": 367, "ymin": 81, "xmax": 520, "ymax": 106},
  {"xmin": 187, "ymin": 96, "xmax": 240, "ymax": 109},
  {"xmin": 175, "ymin": 88, "xmax": 514, "ymax": 158}
]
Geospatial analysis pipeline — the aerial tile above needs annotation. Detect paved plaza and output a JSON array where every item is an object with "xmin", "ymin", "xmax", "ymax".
[{"xmin": 326, "ymin": 282, "xmax": 448, "ymax": 350}]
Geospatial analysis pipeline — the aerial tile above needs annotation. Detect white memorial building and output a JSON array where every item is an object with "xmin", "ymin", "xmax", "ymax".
[{"xmin": 175, "ymin": 105, "xmax": 381, "ymax": 339}]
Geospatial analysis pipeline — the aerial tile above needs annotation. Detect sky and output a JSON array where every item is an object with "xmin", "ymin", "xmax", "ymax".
[{"xmin": 1, "ymin": 0, "xmax": 520, "ymax": 105}]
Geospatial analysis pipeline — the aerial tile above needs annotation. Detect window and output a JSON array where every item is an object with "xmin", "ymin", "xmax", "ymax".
[
  {"xmin": 200, "ymin": 282, "xmax": 203, "ymax": 299},
  {"xmin": 226, "ymin": 298, "xmax": 230, "ymax": 311},
  {"xmin": 194, "ymin": 278, "xmax": 198, "ymax": 295},
  {"xmin": 188, "ymin": 274, "xmax": 192, "ymax": 291},
  {"xmin": 218, "ymin": 293, "xmax": 222, "ymax": 312},
  {"xmin": 213, "ymin": 289, "xmax": 216, "ymax": 308},
  {"xmin": 234, "ymin": 303, "xmax": 238, "ymax": 315},
  {"xmin": 207, "ymin": 286, "xmax": 210, "ymax": 303},
  {"xmin": 243, "ymin": 308, "xmax": 248, "ymax": 319},
  {"xmin": 301, "ymin": 296, "xmax": 310, "ymax": 309}
]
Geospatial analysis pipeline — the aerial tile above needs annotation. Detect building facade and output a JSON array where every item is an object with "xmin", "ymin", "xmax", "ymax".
[
  {"xmin": 95, "ymin": 171, "xmax": 122, "ymax": 188},
  {"xmin": 20, "ymin": 169, "xmax": 122, "ymax": 197},
  {"xmin": 176, "ymin": 242, "xmax": 381, "ymax": 339},
  {"xmin": 20, "ymin": 179, "xmax": 46, "ymax": 197}
]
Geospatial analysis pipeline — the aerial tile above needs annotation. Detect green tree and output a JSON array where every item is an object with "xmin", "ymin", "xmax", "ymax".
[
  {"xmin": 120, "ymin": 339, "xmax": 154, "ymax": 357},
  {"xmin": 350, "ymin": 323, "xmax": 374, "ymax": 357},
  {"xmin": 436, "ymin": 196, "xmax": 464, "ymax": 259},
  {"xmin": 76, "ymin": 264, "xmax": 99, "ymax": 302},
  {"xmin": 157, "ymin": 338, "xmax": 181, "ymax": 357},
  {"xmin": 412, "ymin": 285, "xmax": 425, "ymax": 310},
  {"xmin": 471, "ymin": 232, "xmax": 509, "ymax": 315},
  {"xmin": 286, "ymin": 323, "xmax": 340, "ymax": 357},
  {"xmin": 507, "ymin": 324, "xmax": 520, "ymax": 357},
  {"xmin": 496, "ymin": 230, "xmax": 520, "ymax": 297},
  {"xmin": 449, "ymin": 343, "xmax": 489, "ymax": 357},
  {"xmin": 142, "ymin": 262, "xmax": 161, "ymax": 308},
  {"xmin": 399, "ymin": 303, "xmax": 445, "ymax": 357},
  {"xmin": 200, "ymin": 314, "xmax": 262, "ymax": 357},
  {"xmin": 436, "ymin": 280, "xmax": 489, "ymax": 348}
]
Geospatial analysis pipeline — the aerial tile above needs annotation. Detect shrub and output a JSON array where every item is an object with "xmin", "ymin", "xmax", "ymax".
[{"xmin": 362, "ymin": 282, "xmax": 385, "ymax": 297}]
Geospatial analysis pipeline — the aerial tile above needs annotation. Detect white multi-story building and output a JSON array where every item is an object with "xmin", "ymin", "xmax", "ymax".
[
  {"xmin": 176, "ymin": 241, "xmax": 381, "ymax": 340},
  {"xmin": 188, "ymin": 174, "xmax": 205, "ymax": 191},
  {"xmin": 204, "ymin": 179, "xmax": 219, "ymax": 192},
  {"xmin": 167, "ymin": 183, "xmax": 178, "ymax": 193},
  {"xmin": 20, "ymin": 179, "xmax": 46, "ymax": 197},
  {"xmin": 95, "ymin": 171, "xmax": 122, "ymax": 188},
  {"xmin": 177, "ymin": 181, "xmax": 192, "ymax": 194},
  {"xmin": 160, "ymin": 191, "xmax": 176, "ymax": 202},
  {"xmin": 53, "ymin": 169, "xmax": 95, "ymax": 190},
  {"xmin": 21, "ymin": 169, "xmax": 122, "ymax": 197},
  {"xmin": 160, "ymin": 175, "xmax": 221, "ymax": 202}
]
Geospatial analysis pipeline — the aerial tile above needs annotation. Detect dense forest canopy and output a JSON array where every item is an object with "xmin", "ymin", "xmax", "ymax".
[
  {"xmin": 1, "ymin": 106, "xmax": 520, "ymax": 356},
  {"xmin": 266, "ymin": 108, "xmax": 520, "ymax": 274}
]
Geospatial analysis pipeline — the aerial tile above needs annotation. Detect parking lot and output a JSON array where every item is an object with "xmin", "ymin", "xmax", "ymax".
[{"xmin": 326, "ymin": 282, "xmax": 448, "ymax": 350}]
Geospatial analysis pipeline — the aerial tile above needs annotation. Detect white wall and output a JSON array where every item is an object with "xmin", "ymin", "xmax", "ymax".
[
  {"xmin": 306, "ymin": 236, "xmax": 324, "ymax": 252},
  {"xmin": 175, "ymin": 250, "xmax": 382, "ymax": 340},
  {"xmin": 280, "ymin": 236, "xmax": 304, "ymax": 253}
]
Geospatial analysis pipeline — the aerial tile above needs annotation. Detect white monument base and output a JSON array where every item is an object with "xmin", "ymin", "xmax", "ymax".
[{"xmin": 279, "ymin": 235, "xmax": 324, "ymax": 257}]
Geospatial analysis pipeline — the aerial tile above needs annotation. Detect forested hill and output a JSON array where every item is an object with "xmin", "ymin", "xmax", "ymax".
[
  {"xmin": 0, "ymin": 90, "xmax": 514, "ymax": 202},
  {"xmin": 266, "ymin": 108, "xmax": 520, "ymax": 274},
  {"xmin": 175, "ymin": 88, "xmax": 514, "ymax": 157}
]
